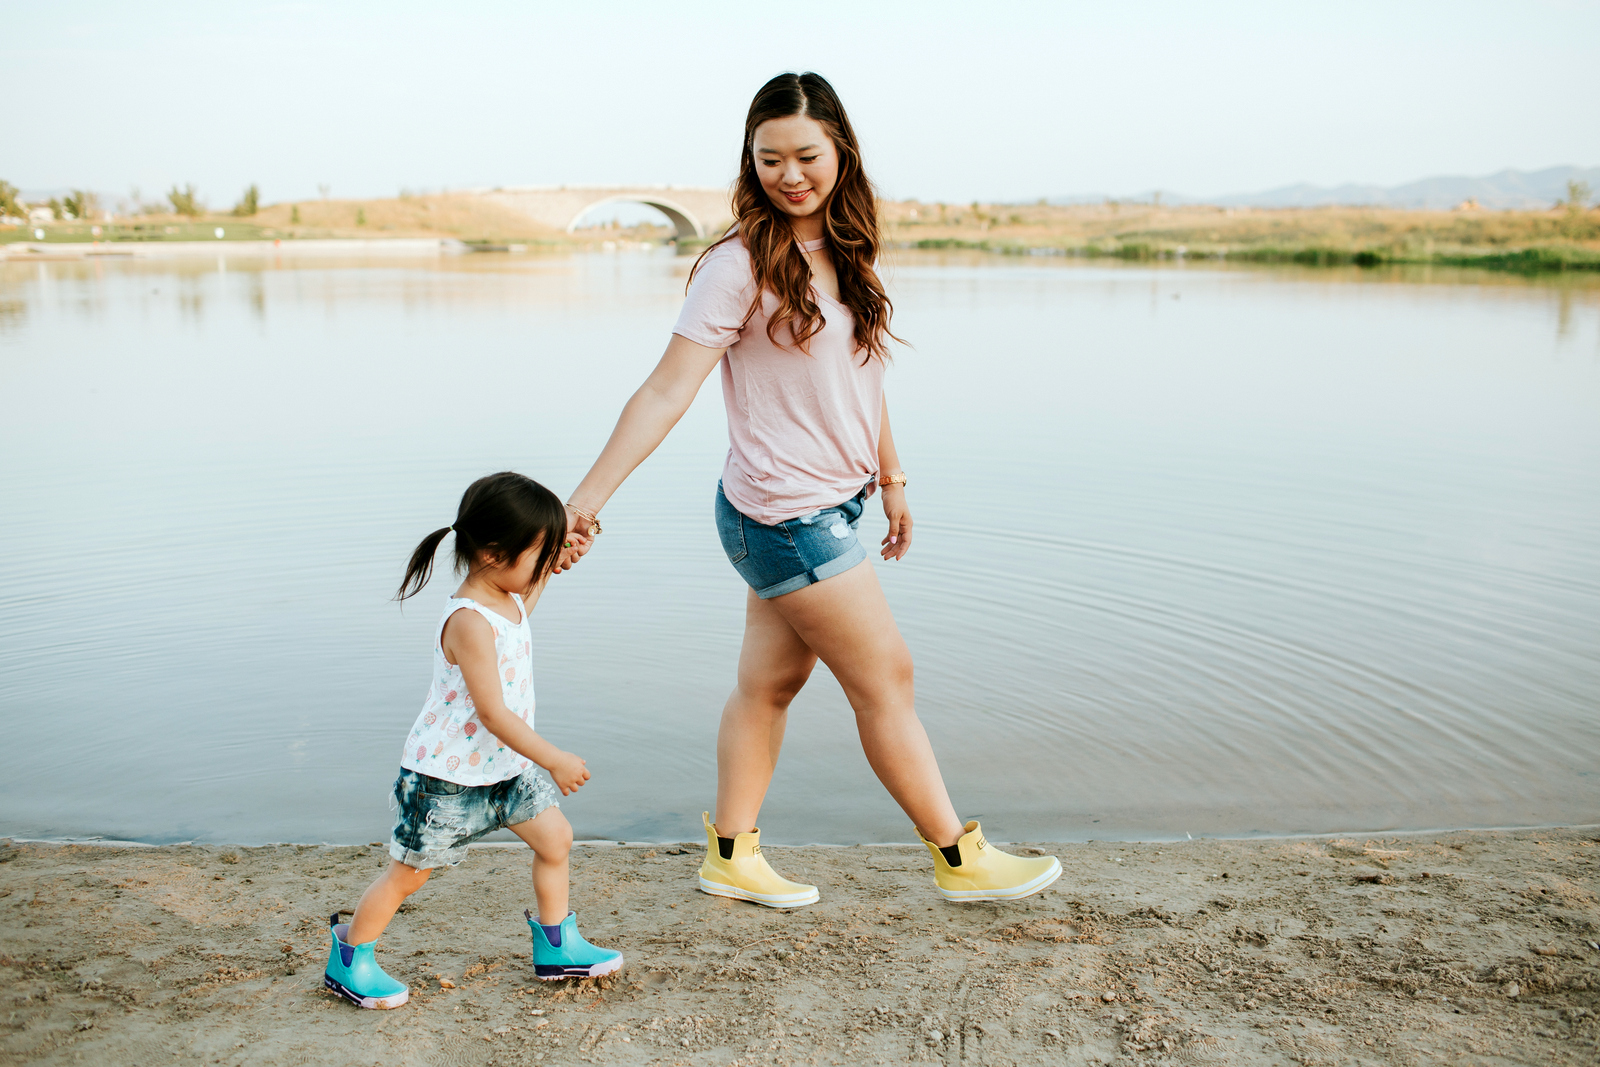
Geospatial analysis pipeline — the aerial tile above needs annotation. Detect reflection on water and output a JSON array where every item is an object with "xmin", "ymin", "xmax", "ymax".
[{"xmin": 1, "ymin": 250, "xmax": 1597, "ymax": 845}]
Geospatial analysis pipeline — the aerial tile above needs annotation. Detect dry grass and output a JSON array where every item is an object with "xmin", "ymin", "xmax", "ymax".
[
  {"xmin": 251, "ymin": 193, "xmax": 669, "ymax": 244},
  {"xmin": 880, "ymin": 200, "xmax": 1600, "ymax": 267},
  {"xmin": 12, "ymin": 191, "xmax": 1599, "ymax": 269}
]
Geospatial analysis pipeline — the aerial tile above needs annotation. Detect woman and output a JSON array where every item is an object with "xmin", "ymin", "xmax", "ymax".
[{"xmin": 563, "ymin": 72, "xmax": 1059, "ymax": 906}]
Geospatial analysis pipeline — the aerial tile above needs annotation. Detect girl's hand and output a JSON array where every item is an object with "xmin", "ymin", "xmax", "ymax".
[
  {"xmin": 547, "ymin": 750, "xmax": 591, "ymax": 795},
  {"xmin": 555, "ymin": 510, "xmax": 594, "ymax": 572},
  {"xmin": 880, "ymin": 486, "xmax": 912, "ymax": 561}
]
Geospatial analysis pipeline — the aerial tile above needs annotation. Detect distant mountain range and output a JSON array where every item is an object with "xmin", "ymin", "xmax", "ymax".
[{"xmin": 1052, "ymin": 165, "xmax": 1599, "ymax": 211}]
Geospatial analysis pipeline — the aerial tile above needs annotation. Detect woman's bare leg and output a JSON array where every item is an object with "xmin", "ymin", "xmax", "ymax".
[
  {"xmin": 713, "ymin": 588, "xmax": 818, "ymax": 836},
  {"xmin": 769, "ymin": 560, "xmax": 965, "ymax": 848}
]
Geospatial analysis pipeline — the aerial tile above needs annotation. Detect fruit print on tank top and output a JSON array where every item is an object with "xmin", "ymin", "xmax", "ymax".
[{"xmin": 399, "ymin": 596, "xmax": 537, "ymax": 786}]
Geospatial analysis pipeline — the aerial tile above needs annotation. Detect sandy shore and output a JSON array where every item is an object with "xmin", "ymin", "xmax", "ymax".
[{"xmin": 2, "ymin": 829, "xmax": 1597, "ymax": 1065}]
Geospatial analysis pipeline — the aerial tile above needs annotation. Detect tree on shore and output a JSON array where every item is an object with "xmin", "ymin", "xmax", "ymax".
[
  {"xmin": 0, "ymin": 180, "xmax": 23, "ymax": 220},
  {"xmin": 232, "ymin": 184, "xmax": 259, "ymax": 216},
  {"xmin": 168, "ymin": 184, "xmax": 203, "ymax": 217},
  {"xmin": 62, "ymin": 190, "xmax": 101, "ymax": 221},
  {"xmin": 1566, "ymin": 179, "xmax": 1592, "ymax": 211}
]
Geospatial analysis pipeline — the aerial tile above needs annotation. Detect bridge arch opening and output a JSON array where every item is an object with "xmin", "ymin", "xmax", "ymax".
[{"xmin": 566, "ymin": 196, "xmax": 704, "ymax": 241}]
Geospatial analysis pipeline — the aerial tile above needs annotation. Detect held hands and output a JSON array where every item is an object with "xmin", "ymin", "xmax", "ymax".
[
  {"xmin": 880, "ymin": 485, "xmax": 913, "ymax": 561},
  {"xmin": 546, "ymin": 749, "xmax": 591, "ymax": 795},
  {"xmin": 554, "ymin": 507, "xmax": 596, "ymax": 572}
]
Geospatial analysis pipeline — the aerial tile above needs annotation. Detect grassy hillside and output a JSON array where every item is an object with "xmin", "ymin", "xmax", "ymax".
[
  {"xmin": 8, "ymin": 192, "xmax": 1598, "ymax": 271},
  {"xmin": 882, "ymin": 200, "xmax": 1600, "ymax": 270},
  {"xmin": 2, "ymin": 192, "xmax": 670, "ymax": 245}
]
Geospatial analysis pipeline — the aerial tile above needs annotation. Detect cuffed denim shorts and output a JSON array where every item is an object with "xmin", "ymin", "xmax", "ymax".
[
  {"xmin": 388, "ymin": 766, "xmax": 559, "ymax": 870},
  {"xmin": 715, "ymin": 480, "xmax": 870, "ymax": 599}
]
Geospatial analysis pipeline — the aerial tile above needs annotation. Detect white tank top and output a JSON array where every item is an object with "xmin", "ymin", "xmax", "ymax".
[{"xmin": 399, "ymin": 596, "xmax": 536, "ymax": 786}]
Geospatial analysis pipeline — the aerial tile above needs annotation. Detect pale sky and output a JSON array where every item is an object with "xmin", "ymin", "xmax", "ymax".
[{"xmin": 7, "ymin": 0, "xmax": 1598, "ymax": 207}]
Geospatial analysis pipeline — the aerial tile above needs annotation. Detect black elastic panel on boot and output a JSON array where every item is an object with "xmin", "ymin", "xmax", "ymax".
[
  {"xmin": 718, "ymin": 836, "xmax": 736, "ymax": 861},
  {"xmin": 939, "ymin": 844, "xmax": 963, "ymax": 867}
]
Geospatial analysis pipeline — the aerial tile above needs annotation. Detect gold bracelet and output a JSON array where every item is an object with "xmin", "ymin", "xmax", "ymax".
[
  {"xmin": 878, "ymin": 471, "xmax": 908, "ymax": 488},
  {"xmin": 566, "ymin": 502, "xmax": 602, "ymax": 538}
]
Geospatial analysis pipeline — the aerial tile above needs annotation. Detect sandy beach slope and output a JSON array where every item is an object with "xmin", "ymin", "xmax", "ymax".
[{"xmin": 2, "ymin": 829, "xmax": 1597, "ymax": 1065}]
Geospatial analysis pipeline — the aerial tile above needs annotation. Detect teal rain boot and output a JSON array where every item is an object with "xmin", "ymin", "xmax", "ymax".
[
  {"xmin": 323, "ymin": 913, "xmax": 409, "ymax": 1009},
  {"xmin": 526, "ymin": 910, "xmax": 624, "ymax": 980}
]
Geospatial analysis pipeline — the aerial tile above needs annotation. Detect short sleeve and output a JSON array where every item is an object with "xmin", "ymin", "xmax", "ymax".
[{"xmin": 673, "ymin": 241, "xmax": 755, "ymax": 350}]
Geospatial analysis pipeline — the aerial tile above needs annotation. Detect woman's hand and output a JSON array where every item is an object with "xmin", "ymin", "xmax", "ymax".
[
  {"xmin": 880, "ymin": 485, "xmax": 912, "ymax": 561},
  {"xmin": 554, "ymin": 508, "xmax": 594, "ymax": 572}
]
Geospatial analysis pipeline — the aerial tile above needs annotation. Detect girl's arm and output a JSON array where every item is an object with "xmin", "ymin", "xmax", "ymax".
[
  {"xmin": 442, "ymin": 610, "xmax": 590, "ymax": 795},
  {"xmin": 878, "ymin": 395, "xmax": 912, "ymax": 561},
  {"xmin": 519, "ymin": 571, "xmax": 552, "ymax": 613},
  {"xmin": 564, "ymin": 334, "xmax": 727, "ymax": 547}
]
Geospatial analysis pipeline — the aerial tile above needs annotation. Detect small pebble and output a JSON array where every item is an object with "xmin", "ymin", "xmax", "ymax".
[
  {"xmin": 1103, "ymin": 992, "xmax": 1118, "ymax": 1002},
  {"xmin": 1504, "ymin": 982, "xmax": 1520, "ymax": 998},
  {"xmin": 926, "ymin": 1030, "xmax": 943, "ymax": 1044}
]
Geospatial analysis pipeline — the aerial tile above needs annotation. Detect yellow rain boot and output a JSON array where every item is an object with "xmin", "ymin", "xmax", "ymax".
[
  {"xmin": 919, "ymin": 820, "xmax": 1061, "ymax": 903},
  {"xmin": 697, "ymin": 812, "xmax": 819, "ymax": 908}
]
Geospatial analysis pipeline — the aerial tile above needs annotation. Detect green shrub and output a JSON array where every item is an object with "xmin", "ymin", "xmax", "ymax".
[
  {"xmin": 61, "ymin": 190, "xmax": 100, "ymax": 220},
  {"xmin": 232, "ymin": 184, "xmax": 259, "ymax": 216},
  {"xmin": 0, "ymin": 180, "xmax": 23, "ymax": 219},
  {"xmin": 168, "ymin": 184, "xmax": 202, "ymax": 216}
]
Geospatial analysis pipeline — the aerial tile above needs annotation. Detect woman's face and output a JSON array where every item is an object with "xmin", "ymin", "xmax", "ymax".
[{"xmin": 751, "ymin": 114, "xmax": 839, "ymax": 222}]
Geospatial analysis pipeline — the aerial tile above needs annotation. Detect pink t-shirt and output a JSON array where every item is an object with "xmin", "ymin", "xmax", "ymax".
[{"xmin": 673, "ymin": 236, "xmax": 883, "ymax": 525}]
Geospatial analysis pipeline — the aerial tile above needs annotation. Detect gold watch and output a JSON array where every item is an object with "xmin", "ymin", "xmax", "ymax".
[{"xmin": 878, "ymin": 471, "xmax": 908, "ymax": 489}]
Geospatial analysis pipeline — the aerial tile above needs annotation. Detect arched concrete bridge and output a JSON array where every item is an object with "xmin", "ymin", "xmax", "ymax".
[{"xmin": 484, "ymin": 186, "xmax": 733, "ymax": 240}]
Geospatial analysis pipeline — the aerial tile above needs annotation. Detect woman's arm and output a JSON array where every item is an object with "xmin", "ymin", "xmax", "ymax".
[
  {"xmin": 443, "ymin": 610, "xmax": 590, "ymax": 794},
  {"xmin": 564, "ymin": 334, "xmax": 727, "ymax": 545},
  {"xmin": 878, "ymin": 395, "xmax": 912, "ymax": 561}
]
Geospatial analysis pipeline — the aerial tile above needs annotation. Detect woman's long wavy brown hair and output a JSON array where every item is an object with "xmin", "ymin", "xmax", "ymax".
[{"xmin": 691, "ymin": 71, "xmax": 900, "ymax": 363}]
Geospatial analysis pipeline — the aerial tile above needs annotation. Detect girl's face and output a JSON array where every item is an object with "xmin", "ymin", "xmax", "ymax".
[
  {"xmin": 752, "ymin": 114, "xmax": 839, "ymax": 222},
  {"xmin": 484, "ymin": 538, "xmax": 547, "ymax": 595}
]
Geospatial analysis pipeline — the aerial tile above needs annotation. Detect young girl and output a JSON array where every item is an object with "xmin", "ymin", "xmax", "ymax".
[
  {"xmin": 323, "ymin": 471, "xmax": 621, "ymax": 1010},
  {"xmin": 560, "ymin": 72, "xmax": 1060, "ymax": 906}
]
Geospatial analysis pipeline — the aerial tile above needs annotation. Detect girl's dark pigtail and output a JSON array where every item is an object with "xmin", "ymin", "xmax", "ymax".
[{"xmin": 396, "ymin": 527, "xmax": 453, "ymax": 601}]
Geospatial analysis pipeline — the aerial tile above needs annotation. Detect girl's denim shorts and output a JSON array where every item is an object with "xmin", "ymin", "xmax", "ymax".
[
  {"xmin": 715, "ymin": 480, "xmax": 869, "ymax": 599},
  {"xmin": 388, "ymin": 766, "xmax": 559, "ymax": 870}
]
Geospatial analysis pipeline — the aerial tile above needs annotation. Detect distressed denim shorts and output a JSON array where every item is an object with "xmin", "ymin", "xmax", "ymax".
[
  {"xmin": 715, "ymin": 480, "xmax": 869, "ymax": 599},
  {"xmin": 388, "ymin": 766, "xmax": 559, "ymax": 870}
]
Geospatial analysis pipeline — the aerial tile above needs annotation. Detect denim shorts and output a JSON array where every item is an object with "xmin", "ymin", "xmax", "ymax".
[
  {"xmin": 388, "ymin": 766, "xmax": 559, "ymax": 870},
  {"xmin": 715, "ymin": 480, "xmax": 870, "ymax": 599}
]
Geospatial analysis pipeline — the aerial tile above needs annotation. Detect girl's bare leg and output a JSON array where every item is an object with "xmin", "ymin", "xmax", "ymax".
[
  {"xmin": 347, "ymin": 861, "xmax": 431, "ymax": 945},
  {"xmin": 770, "ymin": 560, "xmax": 965, "ymax": 847},
  {"xmin": 712, "ymin": 588, "xmax": 819, "ymax": 836},
  {"xmin": 509, "ymin": 806, "xmax": 573, "ymax": 924}
]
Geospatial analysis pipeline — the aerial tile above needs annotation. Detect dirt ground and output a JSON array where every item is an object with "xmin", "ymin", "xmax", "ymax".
[{"xmin": 2, "ymin": 828, "xmax": 1597, "ymax": 1066}]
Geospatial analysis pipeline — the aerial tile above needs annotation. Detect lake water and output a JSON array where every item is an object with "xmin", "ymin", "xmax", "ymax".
[{"xmin": 2, "ymin": 249, "xmax": 1597, "ymax": 846}]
